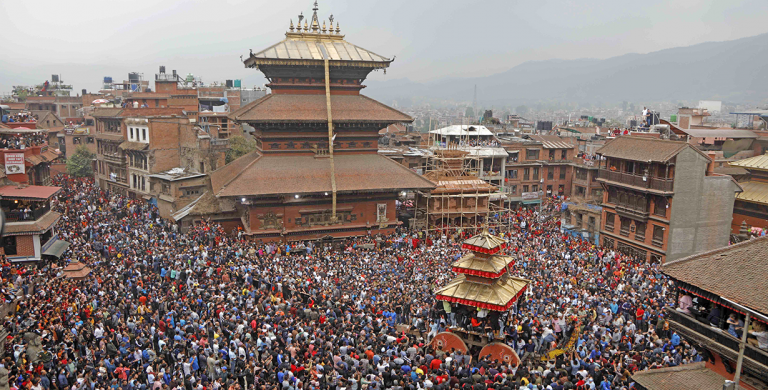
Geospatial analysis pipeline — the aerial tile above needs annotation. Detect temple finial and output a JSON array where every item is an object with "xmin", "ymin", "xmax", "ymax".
[
  {"xmin": 335, "ymin": 22, "xmax": 340, "ymax": 34},
  {"xmin": 289, "ymin": 19, "xmax": 295, "ymax": 32},
  {"xmin": 322, "ymin": 20, "xmax": 327, "ymax": 33},
  {"xmin": 310, "ymin": 0, "xmax": 320, "ymax": 32},
  {"xmin": 304, "ymin": 20, "xmax": 309, "ymax": 31},
  {"xmin": 329, "ymin": 14, "xmax": 334, "ymax": 25}
]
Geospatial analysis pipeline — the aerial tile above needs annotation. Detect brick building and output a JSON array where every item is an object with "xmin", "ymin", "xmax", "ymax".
[
  {"xmin": 197, "ymin": 4, "xmax": 435, "ymax": 240},
  {"xmin": 0, "ymin": 128, "xmax": 59, "ymax": 186},
  {"xmin": 596, "ymin": 137, "xmax": 740, "ymax": 263},
  {"xmin": 500, "ymin": 135, "xmax": 576, "ymax": 206},
  {"xmin": 93, "ymin": 106, "xmax": 228, "ymax": 201},
  {"xmin": 562, "ymin": 156, "xmax": 603, "ymax": 244}
]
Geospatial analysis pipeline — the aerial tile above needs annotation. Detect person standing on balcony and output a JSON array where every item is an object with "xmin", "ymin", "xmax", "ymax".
[{"xmin": 727, "ymin": 313, "xmax": 744, "ymax": 338}]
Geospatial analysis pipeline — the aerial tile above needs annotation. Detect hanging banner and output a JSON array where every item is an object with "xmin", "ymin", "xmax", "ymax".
[{"xmin": 5, "ymin": 153, "xmax": 25, "ymax": 175}]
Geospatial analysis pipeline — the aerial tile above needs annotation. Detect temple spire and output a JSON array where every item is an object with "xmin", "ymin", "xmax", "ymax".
[{"xmin": 310, "ymin": 1, "xmax": 320, "ymax": 32}]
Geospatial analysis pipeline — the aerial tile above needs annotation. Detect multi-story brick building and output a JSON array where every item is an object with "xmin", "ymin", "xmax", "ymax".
[
  {"xmin": 596, "ymin": 136, "xmax": 740, "ymax": 263},
  {"xmin": 562, "ymin": 156, "xmax": 603, "ymax": 244},
  {"xmin": 94, "ymin": 106, "xmax": 228, "ymax": 202},
  {"xmin": 500, "ymin": 135, "xmax": 576, "ymax": 206}
]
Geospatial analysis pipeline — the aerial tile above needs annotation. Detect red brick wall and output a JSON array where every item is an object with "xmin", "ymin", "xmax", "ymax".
[{"xmin": 15, "ymin": 235, "xmax": 35, "ymax": 257}]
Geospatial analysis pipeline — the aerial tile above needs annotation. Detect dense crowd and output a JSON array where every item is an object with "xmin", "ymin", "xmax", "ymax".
[
  {"xmin": 0, "ymin": 176, "xmax": 708, "ymax": 390},
  {"xmin": 0, "ymin": 134, "xmax": 47, "ymax": 149}
]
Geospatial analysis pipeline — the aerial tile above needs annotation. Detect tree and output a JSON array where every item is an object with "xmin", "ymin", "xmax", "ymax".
[
  {"xmin": 66, "ymin": 145, "xmax": 95, "ymax": 177},
  {"xmin": 465, "ymin": 107, "xmax": 475, "ymax": 119},
  {"xmin": 226, "ymin": 136, "xmax": 258, "ymax": 164}
]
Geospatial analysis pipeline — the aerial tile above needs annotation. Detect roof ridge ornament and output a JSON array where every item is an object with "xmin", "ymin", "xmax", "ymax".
[{"xmin": 311, "ymin": 1, "xmax": 320, "ymax": 32}]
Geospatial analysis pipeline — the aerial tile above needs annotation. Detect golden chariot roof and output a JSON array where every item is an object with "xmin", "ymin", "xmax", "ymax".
[
  {"xmin": 735, "ymin": 180, "xmax": 768, "ymax": 205},
  {"xmin": 461, "ymin": 227, "xmax": 508, "ymax": 254},
  {"xmin": 436, "ymin": 275, "xmax": 530, "ymax": 311},
  {"xmin": 452, "ymin": 253, "xmax": 514, "ymax": 278}
]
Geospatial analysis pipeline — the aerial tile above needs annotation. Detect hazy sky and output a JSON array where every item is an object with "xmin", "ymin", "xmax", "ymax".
[{"xmin": 1, "ymin": 0, "xmax": 767, "ymax": 95}]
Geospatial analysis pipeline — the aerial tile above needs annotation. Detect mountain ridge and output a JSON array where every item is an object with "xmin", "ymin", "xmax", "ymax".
[{"xmin": 366, "ymin": 32, "xmax": 768, "ymax": 106}]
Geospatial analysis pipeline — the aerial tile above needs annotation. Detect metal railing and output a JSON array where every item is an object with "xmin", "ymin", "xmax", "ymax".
[
  {"xmin": 598, "ymin": 169, "xmax": 674, "ymax": 192},
  {"xmin": 211, "ymin": 138, "xmax": 230, "ymax": 148},
  {"xmin": 4, "ymin": 206, "xmax": 51, "ymax": 222}
]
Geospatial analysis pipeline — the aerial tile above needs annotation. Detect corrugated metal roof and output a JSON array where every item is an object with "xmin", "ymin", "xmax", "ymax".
[
  {"xmin": 430, "ymin": 125, "xmax": 495, "ymax": 137},
  {"xmin": 681, "ymin": 128, "xmax": 757, "ymax": 138},
  {"xmin": 457, "ymin": 146, "xmax": 508, "ymax": 158},
  {"xmin": 529, "ymin": 135, "xmax": 574, "ymax": 149},
  {"xmin": 730, "ymin": 153, "xmax": 768, "ymax": 171},
  {"xmin": 735, "ymin": 180, "xmax": 768, "ymax": 204},
  {"xmin": 249, "ymin": 34, "xmax": 390, "ymax": 63}
]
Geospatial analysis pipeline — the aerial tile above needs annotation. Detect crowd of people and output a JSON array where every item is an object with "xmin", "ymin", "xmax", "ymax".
[
  {"xmin": 0, "ymin": 175, "xmax": 712, "ymax": 390},
  {"xmin": 0, "ymin": 134, "xmax": 47, "ymax": 149},
  {"xmin": 1, "ymin": 112, "xmax": 37, "ymax": 124}
]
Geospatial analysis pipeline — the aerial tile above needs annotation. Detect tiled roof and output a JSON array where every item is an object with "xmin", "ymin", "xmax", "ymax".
[
  {"xmin": 5, "ymin": 211, "xmax": 61, "ymax": 235},
  {"xmin": 597, "ymin": 136, "xmax": 705, "ymax": 162},
  {"xmin": 714, "ymin": 166, "xmax": 748, "ymax": 176},
  {"xmin": 463, "ymin": 228, "xmax": 508, "ymax": 251},
  {"xmin": 119, "ymin": 141, "xmax": 148, "ymax": 151},
  {"xmin": 730, "ymin": 153, "xmax": 768, "ymax": 171},
  {"xmin": 229, "ymin": 94, "xmax": 412, "ymax": 123},
  {"xmin": 215, "ymin": 153, "xmax": 435, "ymax": 197},
  {"xmin": 119, "ymin": 107, "xmax": 185, "ymax": 117},
  {"xmin": 0, "ymin": 185, "xmax": 61, "ymax": 200},
  {"xmin": 210, "ymin": 151, "xmax": 261, "ymax": 197},
  {"xmin": 631, "ymin": 362, "xmax": 725, "ymax": 390},
  {"xmin": 662, "ymin": 236, "xmax": 768, "ymax": 315},
  {"xmin": 91, "ymin": 108, "xmax": 123, "ymax": 118},
  {"xmin": 529, "ymin": 135, "xmax": 574, "ymax": 149},
  {"xmin": 735, "ymin": 180, "xmax": 768, "ymax": 205}
]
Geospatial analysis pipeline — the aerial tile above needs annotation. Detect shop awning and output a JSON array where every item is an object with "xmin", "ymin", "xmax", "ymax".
[{"xmin": 42, "ymin": 239, "xmax": 70, "ymax": 258}]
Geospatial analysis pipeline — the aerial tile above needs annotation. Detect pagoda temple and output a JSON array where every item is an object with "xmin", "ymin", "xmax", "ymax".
[
  {"xmin": 212, "ymin": 2, "xmax": 435, "ymax": 241},
  {"xmin": 436, "ymin": 228, "xmax": 529, "ymax": 314}
]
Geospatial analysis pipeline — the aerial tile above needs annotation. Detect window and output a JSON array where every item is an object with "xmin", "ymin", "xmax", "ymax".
[
  {"xmin": 605, "ymin": 212, "xmax": 615, "ymax": 230},
  {"xmin": 549, "ymin": 150, "xmax": 555, "ymax": 160},
  {"xmin": 509, "ymin": 185, "xmax": 517, "ymax": 194},
  {"xmin": 561, "ymin": 150, "xmax": 567, "ymax": 160},
  {"xmin": 533, "ymin": 167, "xmax": 540, "ymax": 180},
  {"xmin": 130, "ymin": 127, "xmax": 134, "ymax": 140},
  {"xmin": 635, "ymin": 222, "xmax": 646, "ymax": 241},
  {"xmin": 532, "ymin": 185, "xmax": 539, "ymax": 192},
  {"xmin": 526, "ymin": 149, "xmax": 540, "ymax": 160},
  {"xmin": 560, "ymin": 167, "xmax": 566, "ymax": 180},
  {"xmin": 608, "ymin": 188, "xmax": 618, "ymax": 203},
  {"xmin": 73, "ymin": 137, "xmax": 81, "ymax": 145},
  {"xmin": 575, "ymin": 186, "xmax": 586, "ymax": 197},
  {"xmin": 199, "ymin": 162, "xmax": 205, "ymax": 173},
  {"xmin": 87, "ymin": 137, "xmax": 94, "ymax": 144},
  {"xmin": 523, "ymin": 168, "xmax": 530, "ymax": 181},
  {"xmin": 508, "ymin": 152, "xmax": 519, "ymax": 163},
  {"xmin": 508, "ymin": 169, "xmax": 518, "ymax": 179},
  {"xmin": 547, "ymin": 167, "xmax": 554, "ymax": 180},
  {"xmin": 558, "ymin": 184, "xmax": 564, "ymax": 194},
  {"xmin": 1, "ymin": 236, "xmax": 17, "ymax": 256},
  {"xmin": 620, "ymin": 218, "xmax": 631, "ymax": 236},
  {"xmin": 654, "ymin": 196, "xmax": 667, "ymax": 217},
  {"xmin": 522, "ymin": 185, "xmax": 529, "ymax": 193},
  {"xmin": 142, "ymin": 128, "xmax": 147, "ymax": 142},
  {"xmin": 652, "ymin": 225, "xmax": 664, "ymax": 247},
  {"xmin": 546, "ymin": 185, "xmax": 552, "ymax": 194}
]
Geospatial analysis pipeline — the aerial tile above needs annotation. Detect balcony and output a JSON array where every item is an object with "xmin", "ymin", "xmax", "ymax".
[
  {"xmin": 102, "ymin": 153, "xmax": 125, "ymax": 164},
  {"xmin": 598, "ymin": 169, "xmax": 673, "ymax": 193},
  {"xmin": 652, "ymin": 238, "xmax": 663, "ymax": 247},
  {"xmin": 615, "ymin": 204, "xmax": 650, "ymax": 221},
  {"xmin": 665, "ymin": 308, "xmax": 768, "ymax": 384},
  {"xmin": 211, "ymin": 138, "xmax": 230, "ymax": 149},
  {"xmin": 3, "ymin": 204, "xmax": 51, "ymax": 222}
]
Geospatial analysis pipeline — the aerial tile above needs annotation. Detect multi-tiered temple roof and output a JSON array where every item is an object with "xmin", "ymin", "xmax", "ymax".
[{"xmin": 436, "ymin": 228, "xmax": 530, "ymax": 311}]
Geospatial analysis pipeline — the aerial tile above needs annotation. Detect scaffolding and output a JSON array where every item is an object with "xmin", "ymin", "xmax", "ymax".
[{"xmin": 415, "ymin": 144, "xmax": 514, "ymax": 237}]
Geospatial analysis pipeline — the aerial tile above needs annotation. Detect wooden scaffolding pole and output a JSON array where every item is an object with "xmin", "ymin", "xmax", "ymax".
[{"xmin": 324, "ymin": 58, "xmax": 338, "ymax": 222}]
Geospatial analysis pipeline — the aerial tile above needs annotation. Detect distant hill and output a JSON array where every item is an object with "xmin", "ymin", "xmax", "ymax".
[{"xmin": 366, "ymin": 32, "xmax": 768, "ymax": 106}]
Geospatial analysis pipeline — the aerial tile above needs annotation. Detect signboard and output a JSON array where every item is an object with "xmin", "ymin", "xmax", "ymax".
[
  {"xmin": 4, "ymin": 153, "xmax": 25, "ymax": 175},
  {"xmin": 521, "ymin": 192, "xmax": 540, "ymax": 201}
]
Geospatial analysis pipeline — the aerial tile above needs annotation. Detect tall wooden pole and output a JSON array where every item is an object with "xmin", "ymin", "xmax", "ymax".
[
  {"xmin": 734, "ymin": 312, "xmax": 750, "ymax": 390},
  {"xmin": 324, "ymin": 58, "xmax": 337, "ymax": 222}
]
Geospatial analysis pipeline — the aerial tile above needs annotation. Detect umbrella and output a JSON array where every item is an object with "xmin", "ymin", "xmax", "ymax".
[{"xmin": 92, "ymin": 99, "xmax": 109, "ymax": 105}]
